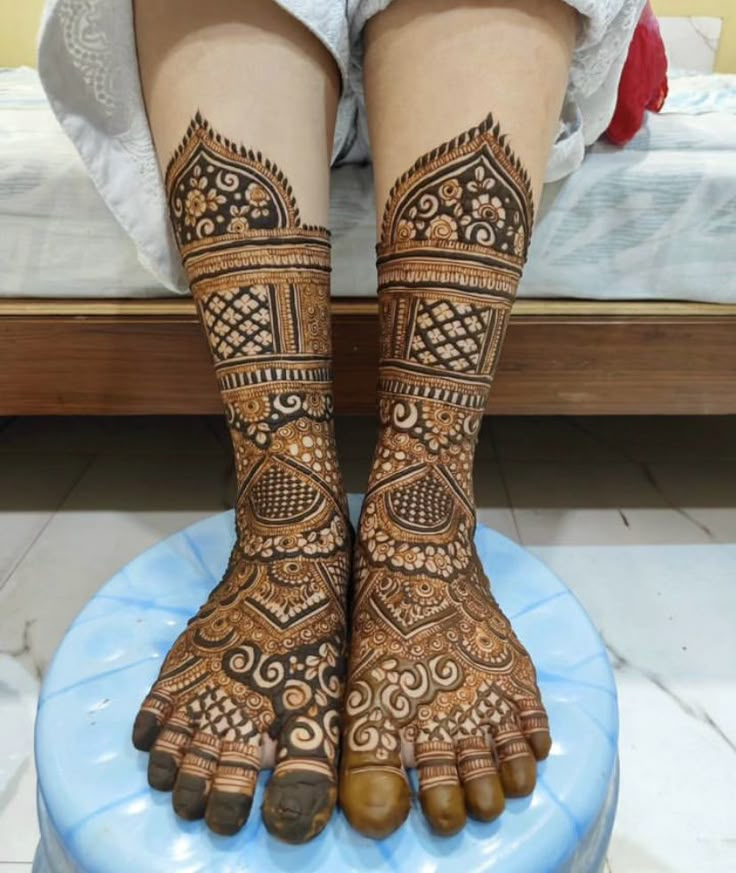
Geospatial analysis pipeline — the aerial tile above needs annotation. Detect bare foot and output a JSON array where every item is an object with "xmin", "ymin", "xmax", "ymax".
[
  {"xmin": 132, "ymin": 114, "xmax": 352, "ymax": 844},
  {"xmin": 340, "ymin": 419, "xmax": 550, "ymax": 837},
  {"xmin": 340, "ymin": 111, "xmax": 548, "ymax": 839},
  {"xmin": 132, "ymin": 444, "xmax": 351, "ymax": 841}
]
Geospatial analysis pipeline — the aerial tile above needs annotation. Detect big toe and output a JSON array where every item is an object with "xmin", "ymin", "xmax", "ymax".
[
  {"xmin": 339, "ymin": 765, "xmax": 411, "ymax": 839},
  {"xmin": 263, "ymin": 769, "xmax": 336, "ymax": 844}
]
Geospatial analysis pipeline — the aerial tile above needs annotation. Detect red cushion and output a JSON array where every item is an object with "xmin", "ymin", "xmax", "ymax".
[{"xmin": 605, "ymin": 1, "xmax": 669, "ymax": 145}]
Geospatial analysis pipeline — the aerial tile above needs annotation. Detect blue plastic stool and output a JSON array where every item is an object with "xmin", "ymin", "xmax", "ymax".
[{"xmin": 34, "ymin": 498, "xmax": 618, "ymax": 873}]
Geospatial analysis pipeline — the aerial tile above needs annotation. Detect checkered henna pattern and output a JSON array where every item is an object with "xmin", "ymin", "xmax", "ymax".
[
  {"xmin": 340, "ymin": 115, "xmax": 551, "ymax": 838},
  {"xmin": 131, "ymin": 115, "xmax": 350, "ymax": 844}
]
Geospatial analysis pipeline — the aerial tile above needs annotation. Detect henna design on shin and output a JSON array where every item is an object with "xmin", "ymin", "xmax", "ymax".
[
  {"xmin": 341, "ymin": 115, "xmax": 550, "ymax": 838},
  {"xmin": 132, "ymin": 115, "xmax": 349, "ymax": 843}
]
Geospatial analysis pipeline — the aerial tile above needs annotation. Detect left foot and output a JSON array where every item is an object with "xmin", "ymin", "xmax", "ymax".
[
  {"xmin": 340, "ymin": 416, "xmax": 550, "ymax": 837},
  {"xmin": 340, "ymin": 112, "xmax": 549, "ymax": 838}
]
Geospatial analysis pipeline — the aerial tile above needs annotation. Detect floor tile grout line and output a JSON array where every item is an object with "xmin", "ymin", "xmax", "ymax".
[
  {"xmin": 567, "ymin": 417, "xmax": 634, "ymax": 463},
  {"xmin": 560, "ymin": 418, "xmax": 721, "ymax": 542},
  {"xmin": 639, "ymin": 463, "xmax": 717, "ymax": 542},
  {"xmin": 486, "ymin": 421, "xmax": 523, "ymax": 544},
  {"xmin": 0, "ymin": 452, "xmax": 98, "ymax": 594}
]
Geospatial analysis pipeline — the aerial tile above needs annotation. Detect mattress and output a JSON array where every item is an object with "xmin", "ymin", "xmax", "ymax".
[{"xmin": 2, "ymin": 66, "xmax": 736, "ymax": 303}]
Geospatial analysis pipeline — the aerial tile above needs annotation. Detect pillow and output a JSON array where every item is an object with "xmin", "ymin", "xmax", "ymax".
[{"xmin": 605, "ymin": 1, "xmax": 669, "ymax": 145}]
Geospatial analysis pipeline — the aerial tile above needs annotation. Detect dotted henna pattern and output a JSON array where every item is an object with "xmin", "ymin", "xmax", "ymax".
[
  {"xmin": 132, "ymin": 115, "xmax": 350, "ymax": 844},
  {"xmin": 340, "ymin": 115, "xmax": 551, "ymax": 838}
]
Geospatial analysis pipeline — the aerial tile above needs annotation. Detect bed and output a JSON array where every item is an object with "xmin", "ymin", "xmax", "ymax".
[{"xmin": 1, "ymin": 0, "xmax": 735, "ymax": 415}]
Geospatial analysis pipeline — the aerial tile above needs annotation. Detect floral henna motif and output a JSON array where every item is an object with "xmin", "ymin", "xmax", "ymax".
[
  {"xmin": 341, "ymin": 115, "xmax": 550, "ymax": 838},
  {"xmin": 132, "ymin": 115, "xmax": 350, "ymax": 844}
]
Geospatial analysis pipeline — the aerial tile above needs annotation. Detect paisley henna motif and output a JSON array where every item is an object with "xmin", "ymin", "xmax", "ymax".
[
  {"xmin": 341, "ymin": 115, "xmax": 550, "ymax": 838},
  {"xmin": 132, "ymin": 115, "xmax": 350, "ymax": 844}
]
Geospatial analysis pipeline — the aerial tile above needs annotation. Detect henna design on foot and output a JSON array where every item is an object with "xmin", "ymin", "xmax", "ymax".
[
  {"xmin": 132, "ymin": 115, "xmax": 350, "ymax": 844},
  {"xmin": 340, "ymin": 114, "xmax": 551, "ymax": 838}
]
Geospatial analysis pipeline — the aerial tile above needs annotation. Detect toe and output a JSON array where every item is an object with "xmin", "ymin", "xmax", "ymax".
[
  {"xmin": 173, "ymin": 771, "xmax": 210, "ymax": 820},
  {"xmin": 205, "ymin": 740, "xmax": 261, "ymax": 836},
  {"xmin": 148, "ymin": 714, "xmax": 193, "ymax": 791},
  {"xmin": 415, "ymin": 740, "xmax": 466, "ymax": 836},
  {"xmin": 457, "ymin": 736, "xmax": 505, "ymax": 822},
  {"xmin": 493, "ymin": 717, "xmax": 537, "ymax": 798},
  {"xmin": 527, "ymin": 731, "xmax": 551, "ymax": 761},
  {"xmin": 263, "ymin": 763, "xmax": 336, "ymax": 844},
  {"xmin": 517, "ymin": 697, "xmax": 552, "ymax": 761},
  {"xmin": 339, "ymin": 749, "xmax": 411, "ymax": 839},
  {"xmin": 132, "ymin": 691, "xmax": 174, "ymax": 751},
  {"xmin": 207, "ymin": 789, "xmax": 254, "ymax": 836},
  {"xmin": 420, "ymin": 784, "xmax": 466, "ymax": 836},
  {"xmin": 499, "ymin": 755, "xmax": 536, "ymax": 797},
  {"xmin": 172, "ymin": 732, "xmax": 220, "ymax": 821}
]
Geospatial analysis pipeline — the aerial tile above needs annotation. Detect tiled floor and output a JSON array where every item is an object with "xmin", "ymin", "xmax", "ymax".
[{"xmin": 1, "ymin": 415, "xmax": 735, "ymax": 872}]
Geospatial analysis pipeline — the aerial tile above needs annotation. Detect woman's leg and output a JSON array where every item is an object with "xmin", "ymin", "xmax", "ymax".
[
  {"xmin": 132, "ymin": 0, "xmax": 347, "ymax": 843},
  {"xmin": 341, "ymin": 0, "xmax": 576, "ymax": 837}
]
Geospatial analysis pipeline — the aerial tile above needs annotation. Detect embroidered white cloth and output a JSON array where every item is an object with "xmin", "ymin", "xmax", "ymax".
[
  {"xmin": 36, "ymin": 0, "xmax": 645, "ymax": 294},
  {"xmin": 6, "ymin": 66, "xmax": 736, "ymax": 304}
]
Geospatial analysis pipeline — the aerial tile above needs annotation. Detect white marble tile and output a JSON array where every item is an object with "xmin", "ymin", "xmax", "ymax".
[
  {"xmin": 0, "ymin": 416, "xmax": 224, "ymax": 456},
  {"xmin": 0, "ymin": 758, "xmax": 39, "ymax": 865},
  {"xmin": 658, "ymin": 16, "xmax": 722, "ymax": 74},
  {"xmin": 0, "ymin": 454, "xmax": 90, "ymax": 590},
  {"xmin": 645, "ymin": 462, "xmax": 736, "ymax": 544},
  {"xmin": 531, "ymin": 543, "xmax": 736, "ymax": 873},
  {"xmin": 573, "ymin": 416, "xmax": 736, "ymax": 463},
  {"xmin": 474, "ymin": 457, "xmax": 519, "ymax": 542},
  {"xmin": 0, "ymin": 452, "xmax": 233, "ymax": 677},
  {"xmin": 504, "ymin": 460, "xmax": 713, "ymax": 546},
  {"xmin": 611, "ymin": 668, "xmax": 736, "ymax": 873},
  {"xmin": 0, "ymin": 656, "xmax": 37, "ymax": 794},
  {"xmin": 491, "ymin": 417, "xmax": 622, "ymax": 463}
]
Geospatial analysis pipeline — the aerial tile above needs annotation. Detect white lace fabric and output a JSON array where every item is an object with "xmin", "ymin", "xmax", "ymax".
[{"xmin": 37, "ymin": 0, "xmax": 645, "ymax": 293}]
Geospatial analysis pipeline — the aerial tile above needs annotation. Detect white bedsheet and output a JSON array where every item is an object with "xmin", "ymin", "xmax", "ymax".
[{"xmin": 2, "ymin": 67, "xmax": 736, "ymax": 303}]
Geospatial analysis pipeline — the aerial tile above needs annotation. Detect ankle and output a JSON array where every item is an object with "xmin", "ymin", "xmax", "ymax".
[{"xmin": 368, "ymin": 396, "xmax": 481, "ymax": 494}]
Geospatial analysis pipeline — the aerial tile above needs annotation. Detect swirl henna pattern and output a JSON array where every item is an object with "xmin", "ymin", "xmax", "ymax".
[
  {"xmin": 340, "ymin": 115, "xmax": 551, "ymax": 838},
  {"xmin": 131, "ymin": 115, "xmax": 351, "ymax": 844}
]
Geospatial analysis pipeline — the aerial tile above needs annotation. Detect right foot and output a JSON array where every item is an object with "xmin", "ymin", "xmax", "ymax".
[
  {"xmin": 132, "ymin": 423, "xmax": 351, "ymax": 841},
  {"xmin": 133, "ymin": 115, "xmax": 351, "ymax": 844}
]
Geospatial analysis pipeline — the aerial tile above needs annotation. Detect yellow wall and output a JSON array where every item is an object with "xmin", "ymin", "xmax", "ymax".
[
  {"xmin": 1, "ymin": 0, "xmax": 734, "ymax": 72},
  {"xmin": 652, "ymin": 0, "xmax": 736, "ymax": 72},
  {"xmin": 0, "ymin": 0, "xmax": 44, "ymax": 67}
]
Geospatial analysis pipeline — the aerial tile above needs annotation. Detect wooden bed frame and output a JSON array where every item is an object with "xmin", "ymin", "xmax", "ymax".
[
  {"xmin": 2, "ymin": 299, "xmax": 735, "ymax": 415},
  {"xmin": 1, "ymin": 0, "xmax": 735, "ymax": 416}
]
